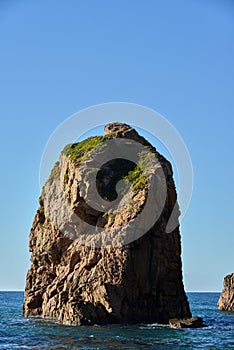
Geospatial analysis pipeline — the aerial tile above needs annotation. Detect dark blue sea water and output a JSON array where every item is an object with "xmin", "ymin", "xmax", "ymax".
[{"xmin": 0, "ymin": 292, "xmax": 233, "ymax": 349}]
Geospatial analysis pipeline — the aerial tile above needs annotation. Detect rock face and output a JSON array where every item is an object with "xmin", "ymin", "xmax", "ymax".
[
  {"xmin": 23, "ymin": 122, "xmax": 192, "ymax": 325},
  {"xmin": 218, "ymin": 273, "xmax": 234, "ymax": 311}
]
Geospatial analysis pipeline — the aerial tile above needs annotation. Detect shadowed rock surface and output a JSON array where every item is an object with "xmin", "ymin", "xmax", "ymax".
[
  {"xmin": 218, "ymin": 273, "xmax": 234, "ymax": 311},
  {"xmin": 23, "ymin": 122, "xmax": 193, "ymax": 326}
]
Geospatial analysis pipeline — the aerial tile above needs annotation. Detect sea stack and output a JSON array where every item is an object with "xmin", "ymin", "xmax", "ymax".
[
  {"xmin": 218, "ymin": 273, "xmax": 234, "ymax": 311},
  {"xmin": 23, "ymin": 122, "xmax": 193, "ymax": 325}
]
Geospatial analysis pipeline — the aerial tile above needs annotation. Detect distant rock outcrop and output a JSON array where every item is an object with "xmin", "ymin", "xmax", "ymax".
[
  {"xmin": 23, "ymin": 122, "xmax": 195, "ymax": 326},
  {"xmin": 218, "ymin": 273, "xmax": 234, "ymax": 311}
]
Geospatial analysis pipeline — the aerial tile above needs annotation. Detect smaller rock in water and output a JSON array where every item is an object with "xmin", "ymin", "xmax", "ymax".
[
  {"xmin": 218, "ymin": 272, "xmax": 234, "ymax": 311},
  {"xmin": 169, "ymin": 317, "xmax": 205, "ymax": 328}
]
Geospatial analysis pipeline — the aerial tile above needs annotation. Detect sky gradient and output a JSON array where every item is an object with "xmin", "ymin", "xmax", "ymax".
[{"xmin": 0, "ymin": 0, "xmax": 233, "ymax": 291}]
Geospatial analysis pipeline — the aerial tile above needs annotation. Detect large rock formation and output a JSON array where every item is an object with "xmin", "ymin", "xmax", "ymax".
[
  {"xmin": 23, "ymin": 122, "xmax": 193, "ymax": 325},
  {"xmin": 218, "ymin": 273, "xmax": 234, "ymax": 311}
]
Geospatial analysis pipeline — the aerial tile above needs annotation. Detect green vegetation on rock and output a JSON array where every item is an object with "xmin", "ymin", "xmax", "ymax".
[
  {"xmin": 64, "ymin": 168, "xmax": 69, "ymax": 185},
  {"xmin": 41, "ymin": 161, "xmax": 60, "ymax": 198},
  {"xmin": 95, "ymin": 150, "xmax": 153, "ymax": 202},
  {"xmin": 62, "ymin": 136, "xmax": 110, "ymax": 165},
  {"xmin": 124, "ymin": 165, "xmax": 147, "ymax": 192},
  {"xmin": 49, "ymin": 161, "xmax": 59, "ymax": 182},
  {"xmin": 124, "ymin": 151, "xmax": 153, "ymax": 192},
  {"xmin": 64, "ymin": 172, "xmax": 69, "ymax": 184}
]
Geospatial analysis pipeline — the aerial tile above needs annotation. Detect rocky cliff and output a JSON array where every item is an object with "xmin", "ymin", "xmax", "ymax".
[
  {"xmin": 23, "ymin": 122, "xmax": 192, "ymax": 325},
  {"xmin": 218, "ymin": 273, "xmax": 234, "ymax": 311}
]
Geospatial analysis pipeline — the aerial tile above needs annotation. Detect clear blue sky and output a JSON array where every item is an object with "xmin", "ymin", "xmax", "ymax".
[{"xmin": 0, "ymin": 0, "xmax": 233, "ymax": 291}]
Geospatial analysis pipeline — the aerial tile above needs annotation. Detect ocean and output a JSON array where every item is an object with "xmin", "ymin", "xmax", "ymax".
[{"xmin": 0, "ymin": 292, "xmax": 233, "ymax": 349}]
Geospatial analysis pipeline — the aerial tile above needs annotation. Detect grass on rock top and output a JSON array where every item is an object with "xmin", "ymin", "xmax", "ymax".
[{"xmin": 62, "ymin": 136, "xmax": 110, "ymax": 164}]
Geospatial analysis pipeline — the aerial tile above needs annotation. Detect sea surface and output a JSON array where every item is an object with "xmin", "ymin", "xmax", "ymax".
[{"xmin": 0, "ymin": 292, "xmax": 233, "ymax": 349}]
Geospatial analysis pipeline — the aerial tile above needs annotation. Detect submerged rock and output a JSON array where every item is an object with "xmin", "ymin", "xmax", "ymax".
[
  {"xmin": 23, "ymin": 122, "xmax": 194, "ymax": 325},
  {"xmin": 218, "ymin": 273, "xmax": 234, "ymax": 311},
  {"xmin": 169, "ymin": 317, "xmax": 205, "ymax": 328}
]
